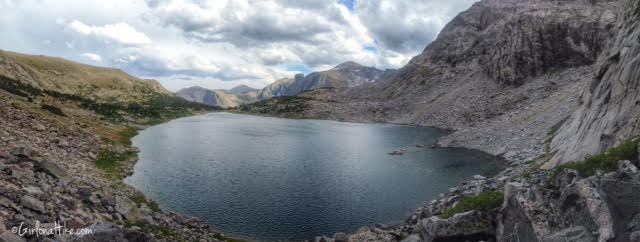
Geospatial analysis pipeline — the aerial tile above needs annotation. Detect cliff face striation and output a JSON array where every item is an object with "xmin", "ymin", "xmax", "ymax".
[{"xmin": 548, "ymin": 0, "xmax": 640, "ymax": 167}]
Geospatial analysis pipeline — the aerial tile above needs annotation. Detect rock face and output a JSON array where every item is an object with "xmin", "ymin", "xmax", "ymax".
[
  {"xmin": 497, "ymin": 160, "xmax": 640, "ymax": 242},
  {"xmin": 418, "ymin": 0, "xmax": 617, "ymax": 86},
  {"xmin": 548, "ymin": 0, "xmax": 640, "ymax": 167}
]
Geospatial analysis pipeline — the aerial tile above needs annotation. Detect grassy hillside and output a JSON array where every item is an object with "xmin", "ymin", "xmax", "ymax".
[
  {"xmin": 0, "ymin": 50, "xmax": 170, "ymax": 103},
  {"xmin": 0, "ymin": 51, "xmax": 217, "ymax": 144}
]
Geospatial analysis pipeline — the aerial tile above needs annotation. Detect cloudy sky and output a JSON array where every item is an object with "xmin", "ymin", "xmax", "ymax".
[{"xmin": 0, "ymin": 0, "xmax": 477, "ymax": 91}]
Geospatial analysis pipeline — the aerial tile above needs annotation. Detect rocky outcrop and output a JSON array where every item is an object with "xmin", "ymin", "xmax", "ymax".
[
  {"xmin": 497, "ymin": 160, "xmax": 640, "ymax": 242},
  {"xmin": 329, "ymin": 155, "xmax": 640, "ymax": 242},
  {"xmin": 548, "ymin": 0, "xmax": 640, "ymax": 167},
  {"xmin": 418, "ymin": 0, "xmax": 617, "ymax": 86}
]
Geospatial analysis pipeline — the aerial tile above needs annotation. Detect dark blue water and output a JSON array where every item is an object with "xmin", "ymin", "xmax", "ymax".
[{"xmin": 125, "ymin": 112, "xmax": 505, "ymax": 241}]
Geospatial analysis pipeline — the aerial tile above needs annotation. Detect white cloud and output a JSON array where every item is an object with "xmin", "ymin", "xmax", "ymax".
[
  {"xmin": 68, "ymin": 20, "xmax": 152, "ymax": 45},
  {"xmin": 80, "ymin": 52, "xmax": 102, "ymax": 62},
  {"xmin": 0, "ymin": 0, "xmax": 477, "ymax": 90}
]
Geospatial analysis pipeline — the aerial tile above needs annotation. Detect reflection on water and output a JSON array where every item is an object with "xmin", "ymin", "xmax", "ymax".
[{"xmin": 125, "ymin": 112, "xmax": 505, "ymax": 241}]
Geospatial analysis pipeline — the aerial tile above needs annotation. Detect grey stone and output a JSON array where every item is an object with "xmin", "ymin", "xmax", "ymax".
[
  {"xmin": 420, "ymin": 211, "xmax": 494, "ymax": 242},
  {"xmin": 10, "ymin": 163, "xmax": 34, "ymax": 183},
  {"xmin": 35, "ymin": 160, "xmax": 69, "ymax": 182},
  {"xmin": 0, "ymin": 231, "xmax": 26, "ymax": 242},
  {"xmin": 619, "ymin": 160, "xmax": 638, "ymax": 175},
  {"xmin": 0, "ymin": 217, "xmax": 5, "ymax": 234},
  {"xmin": 115, "ymin": 196, "xmax": 138, "ymax": 220},
  {"xmin": 400, "ymin": 234, "xmax": 421, "ymax": 242},
  {"xmin": 542, "ymin": 226, "xmax": 595, "ymax": 242},
  {"xmin": 631, "ymin": 231, "xmax": 640, "ymax": 242},
  {"xmin": 472, "ymin": 175, "xmax": 486, "ymax": 180},
  {"xmin": 23, "ymin": 186, "xmax": 43, "ymax": 195},
  {"xmin": 333, "ymin": 232, "xmax": 348, "ymax": 242},
  {"xmin": 20, "ymin": 195, "xmax": 44, "ymax": 213}
]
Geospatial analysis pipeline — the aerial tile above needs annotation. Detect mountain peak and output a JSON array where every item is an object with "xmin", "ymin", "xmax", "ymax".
[
  {"xmin": 177, "ymin": 86, "xmax": 210, "ymax": 93},
  {"xmin": 334, "ymin": 61, "xmax": 363, "ymax": 70},
  {"xmin": 228, "ymin": 84, "xmax": 258, "ymax": 94}
]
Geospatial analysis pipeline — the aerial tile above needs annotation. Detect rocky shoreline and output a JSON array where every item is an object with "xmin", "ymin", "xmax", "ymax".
[{"xmin": 0, "ymin": 95, "xmax": 236, "ymax": 242}]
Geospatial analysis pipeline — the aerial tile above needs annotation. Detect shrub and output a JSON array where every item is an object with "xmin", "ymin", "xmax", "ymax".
[
  {"xmin": 548, "ymin": 138, "xmax": 639, "ymax": 183},
  {"xmin": 94, "ymin": 149, "xmax": 135, "ymax": 179},
  {"xmin": 41, "ymin": 104, "xmax": 66, "ymax": 116},
  {"xmin": 130, "ymin": 192, "xmax": 161, "ymax": 213},
  {"xmin": 440, "ymin": 191, "xmax": 504, "ymax": 219}
]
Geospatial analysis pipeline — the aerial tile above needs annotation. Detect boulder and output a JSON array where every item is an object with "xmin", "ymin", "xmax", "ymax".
[
  {"xmin": 11, "ymin": 146, "xmax": 32, "ymax": 159},
  {"xmin": 420, "ymin": 211, "xmax": 494, "ymax": 242},
  {"xmin": 22, "ymin": 186, "xmax": 43, "ymax": 196},
  {"xmin": 115, "ymin": 196, "xmax": 138, "ymax": 220},
  {"xmin": 631, "ymin": 231, "xmax": 640, "ymax": 242},
  {"xmin": 20, "ymin": 195, "xmax": 45, "ymax": 213},
  {"xmin": 618, "ymin": 160, "xmax": 638, "ymax": 175},
  {"xmin": 0, "ymin": 217, "xmax": 5, "ymax": 233},
  {"xmin": 400, "ymin": 234, "xmax": 421, "ymax": 242},
  {"xmin": 333, "ymin": 232, "xmax": 348, "ymax": 242},
  {"xmin": 10, "ymin": 163, "xmax": 34, "ymax": 184},
  {"xmin": 542, "ymin": 226, "xmax": 596, "ymax": 242},
  {"xmin": 35, "ymin": 160, "xmax": 69, "ymax": 182}
]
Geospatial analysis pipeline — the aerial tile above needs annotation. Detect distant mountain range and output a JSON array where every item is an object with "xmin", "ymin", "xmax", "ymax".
[{"xmin": 175, "ymin": 61, "xmax": 395, "ymax": 108}]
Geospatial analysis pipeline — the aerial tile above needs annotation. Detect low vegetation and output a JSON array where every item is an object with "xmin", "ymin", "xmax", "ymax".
[
  {"xmin": 94, "ymin": 149, "xmax": 136, "ymax": 179},
  {"xmin": 548, "ymin": 138, "xmax": 639, "ymax": 183},
  {"xmin": 130, "ymin": 192, "xmax": 161, "ymax": 213},
  {"xmin": 41, "ymin": 104, "xmax": 66, "ymax": 116},
  {"xmin": 0, "ymin": 75, "xmax": 216, "ymax": 123},
  {"xmin": 237, "ymin": 96, "xmax": 311, "ymax": 115},
  {"xmin": 440, "ymin": 191, "xmax": 504, "ymax": 219}
]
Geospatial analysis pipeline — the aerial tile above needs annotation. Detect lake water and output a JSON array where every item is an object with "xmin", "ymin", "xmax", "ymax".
[{"xmin": 125, "ymin": 112, "xmax": 505, "ymax": 241}]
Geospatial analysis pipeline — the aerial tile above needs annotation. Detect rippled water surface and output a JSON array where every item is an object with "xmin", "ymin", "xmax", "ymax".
[{"xmin": 125, "ymin": 112, "xmax": 505, "ymax": 241}]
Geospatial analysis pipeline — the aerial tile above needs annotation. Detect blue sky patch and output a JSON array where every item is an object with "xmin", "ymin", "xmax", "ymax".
[{"xmin": 339, "ymin": 0, "xmax": 355, "ymax": 11}]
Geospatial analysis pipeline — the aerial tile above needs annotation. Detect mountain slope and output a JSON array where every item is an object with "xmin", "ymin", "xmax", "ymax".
[
  {"xmin": 0, "ymin": 51, "xmax": 223, "ymax": 241},
  {"xmin": 256, "ymin": 62, "xmax": 393, "ymax": 101},
  {"xmin": 228, "ymin": 84, "xmax": 258, "ymax": 94},
  {"xmin": 246, "ymin": 0, "xmax": 620, "ymax": 163},
  {"xmin": 179, "ymin": 62, "xmax": 392, "ymax": 108},
  {"xmin": 0, "ymin": 50, "xmax": 171, "ymax": 103},
  {"xmin": 175, "ymin": 86, "xmax": 258, "ymax": 108}
]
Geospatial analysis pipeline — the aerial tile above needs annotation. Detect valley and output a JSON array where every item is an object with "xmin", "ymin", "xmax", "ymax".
[{"xmin": 1, "ymin": 0, "xmax": 640, "ymax": 241}]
